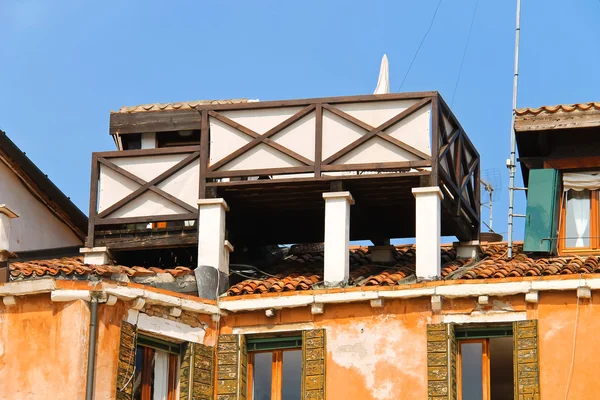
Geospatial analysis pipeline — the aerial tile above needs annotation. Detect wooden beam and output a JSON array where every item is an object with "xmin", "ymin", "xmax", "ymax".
[
  {"xmin": 314, "ymin": 103, "xmax": 323, "ymax": 177},
  {"xmin": 87, "ymin": 154, "xmax": 99, "ymax": 247},
  {"xmin": 110, "ymin": 110, "xmax": 202, "ymax": 135},
  {"xmin": 95, "ymin": 212, "xmax": 198, "ymax": 226},
  {"xmin": 199, "ymin": 110, "xmax": 209, "ymax": 199},
  {"xmin": 95, "ymin": 146, "xmax": 200, "ymax": 159}
]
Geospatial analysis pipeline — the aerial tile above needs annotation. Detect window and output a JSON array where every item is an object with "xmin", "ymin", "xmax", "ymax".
[
  {"xmin": 133, "ymin": 336, "xmax": 180, "ymax": 400},
  {"xmin": 247, "ymin": 336, "xmax": 303, "ymax": 400},
  {"xmin": 456, "ymin": 328, "xmax": 514, "ymax": 400},
  {"xmin": 561, "ymin": 189, "xmax": 598, "ymax": 250},
  {"xmin": 156, "ymin": 130, "xmax": 200, "ymax": 148}
]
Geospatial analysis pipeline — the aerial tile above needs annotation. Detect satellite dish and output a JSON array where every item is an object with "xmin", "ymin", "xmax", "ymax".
[{"xmin": 374, "ymin": 54, "xmax": 390, "ymax": 94}]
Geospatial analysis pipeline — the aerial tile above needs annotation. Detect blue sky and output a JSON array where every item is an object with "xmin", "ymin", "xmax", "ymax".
[{"xmin": 1, "ymin": 0, "xmax": 599, "ymax": 241}]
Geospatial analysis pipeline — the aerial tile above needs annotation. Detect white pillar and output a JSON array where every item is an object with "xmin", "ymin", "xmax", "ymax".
[
  {"xmin": 197, "ymin": 198, "xmax": 233, "ymax": 299},
  {"xmin": 412, "ymin": 187, "xmax": 443, "ymax": 280},
  {"xmin": 323, "ymin": 191, "xmax": 354, "ymax": 287},
  {"xmin": 0, "ymin": 205, "xmax": 19, "ymax": 254},
  {"xmin": 80, "ymin": 246, "xmax": 111, "ymax": 265}
]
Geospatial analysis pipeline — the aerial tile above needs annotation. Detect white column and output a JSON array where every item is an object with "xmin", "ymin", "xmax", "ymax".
[
  {"xmin": 80, "ymin": 246, "xmax": 111, "ymax": 265},
  {"xmin": 197, "ymin": 198, "xmax": 233, "ymax": 299},
  {"xmin": 323, "ymin": 191, "xmax": 354, "ymax": 287},
  {"xmin": 0, "ymin": 205, "xmax": 19, "ymax": 254},
  {"xmin": 412, "ymin": 187, "xmax": 443, "ymax": 280}
]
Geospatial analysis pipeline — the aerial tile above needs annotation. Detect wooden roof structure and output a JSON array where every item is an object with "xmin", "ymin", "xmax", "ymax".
[{"xmin": 90, "ymin": 92, "xmax": 480, "ymax": 250}]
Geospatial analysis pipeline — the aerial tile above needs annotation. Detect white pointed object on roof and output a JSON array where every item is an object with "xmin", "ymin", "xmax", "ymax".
[{"xmin": 373, "ymin": 54, "xmax": 390, "ymax": 94}]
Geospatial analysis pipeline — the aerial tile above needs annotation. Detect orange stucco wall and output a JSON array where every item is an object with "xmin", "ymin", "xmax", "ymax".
[
  {"xmin": 220, "ymin": 292, "xmax": 598, "ymax": 400},
  {"xmin": 0, "ymin": 288, "xmax": 596, "ymax": 400}
]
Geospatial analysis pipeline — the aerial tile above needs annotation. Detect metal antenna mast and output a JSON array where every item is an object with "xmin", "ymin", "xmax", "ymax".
[{"xmin": 507, "ymin": 0, "xmax": 522, "ymax": 258}]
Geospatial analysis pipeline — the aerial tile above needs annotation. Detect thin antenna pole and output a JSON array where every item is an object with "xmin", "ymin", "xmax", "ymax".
[{"xmin": 507, "ymin": 0, "xmax": 522, "ymax": 258}]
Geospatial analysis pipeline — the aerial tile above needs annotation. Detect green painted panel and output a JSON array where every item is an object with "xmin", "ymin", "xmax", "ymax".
[{"xmin": 524, "ymin": 168, "xmax": 559, "ymax": 253}]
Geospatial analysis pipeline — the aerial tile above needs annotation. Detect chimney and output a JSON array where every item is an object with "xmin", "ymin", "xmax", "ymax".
[{"xmin": 411, "ymin": 188, "xmax": 443, "ymax": 280}]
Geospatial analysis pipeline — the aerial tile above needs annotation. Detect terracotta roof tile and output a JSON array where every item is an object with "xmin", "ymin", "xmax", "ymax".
[
  {"xmin": 112, "ymin": 99, "xmax": 251, "ymax": 114},
  {"xmin": 516, "ymin": 102, "xmax": 600, "ymax": 116},
  {"xmin": 9, "ymin": 256, "xmax": 194, "ymax": 280}
]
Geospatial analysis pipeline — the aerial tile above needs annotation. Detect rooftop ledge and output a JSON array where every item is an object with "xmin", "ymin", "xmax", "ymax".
[{"xmin": 0, "ymin": 274, "xmax": 597, "ymax": 314}]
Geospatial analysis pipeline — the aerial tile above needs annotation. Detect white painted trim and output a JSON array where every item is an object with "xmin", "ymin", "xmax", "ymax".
[
  {"xmin": 378, "ymin": 288, "xmax": 436, "ymax": 299},
  {"xmin": 442, "ymin": 311, "xmax": 527, "ymax": 324},
  {"xmin": 0, "ymin": 278, "xmax": 55, "ymax": 296},
  {"xmin": 411, "ymin": 186, "xmax": 443, "ymax": 199},
  {"xmin": 435, "ymin": 281, "xmax": 532, "ymax": 298},
  {"xmin": 322, "ymin": 191, "xmax": 355, "ymax": 205},
  {"xmin": 126, "ymin": 309, "xmax": 206, "ymax": 344},
  {"xmin": 221, "ymin": 295, "xmax": 312, "ymax": 312},
  {"xmin": 232, "ymin": 322, "xmax": 315, "ymax": 335},
  {"xmin": 314, "ymin": 291, "xmax": 378, "ymax": 303},
  {"xmin": 51, "ymin": 290, "xmax": 91, "ymax": 302},
  {"xmin": 197, "ymin": 198, "xmax": 229, "ymax": 211},
  {"xmin": 79, "ymin": 246, "xmax": 109, "ymax": 254}
]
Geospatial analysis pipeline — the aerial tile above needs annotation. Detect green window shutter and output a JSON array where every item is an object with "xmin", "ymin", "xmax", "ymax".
[
  {"xmin": 115, "ymin": 321, "xmax": 137, "ymax": 400},
  {"xmin": 302, "ymin": 329, "xmax": 326, "ymax": 400},
  {"xmin": 524, "ymin": 168, "xmax": 560, "ymax": 253},
  {"xmin": 427, "ymin": 323, "xmax": 457, "ymax": 400},
  {"xmin": 513, "ymin": 320, "xmax": 540, "ymax": 399},
  {"xmin": 216, "ymin": 334, "xmax": 247, "ymax": 400},
  {"xmin": 180, "ymin": 342, "xmax": 215, "ymax": 400}
]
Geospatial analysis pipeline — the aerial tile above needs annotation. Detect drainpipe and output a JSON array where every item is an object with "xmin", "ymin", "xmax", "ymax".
[{"xmin": 85, "ymin": 297, "xmax": 99, "ymax": 400}]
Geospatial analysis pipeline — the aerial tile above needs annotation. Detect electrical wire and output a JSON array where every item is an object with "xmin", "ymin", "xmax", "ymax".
[
  {"xmin": 450, "ymin": 0, "xmax": 480, "ymax": 107},
  {"xmin": 399, "ymin": 0, "xmax": 444, "ymax": 91}
]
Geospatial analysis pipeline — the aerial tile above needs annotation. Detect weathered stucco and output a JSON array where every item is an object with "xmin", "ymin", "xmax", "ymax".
[{"xmin": 0, "ymin": 287, "xmax": 598, "ymax": 400}]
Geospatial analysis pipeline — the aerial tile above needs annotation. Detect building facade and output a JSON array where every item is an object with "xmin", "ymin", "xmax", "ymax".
[{"xmin": 2, "ymin": 97, "xmax": 600, "ymax": 400}]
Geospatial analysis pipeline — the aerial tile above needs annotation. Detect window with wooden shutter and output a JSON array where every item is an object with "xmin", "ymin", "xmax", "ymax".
[
  {"xmin": 114, "ymin": 321, "xmax": 214, "ymax": 400},
  {"xmin": 427, "ymin": 323, "xmax": 457, "ymax": 400},
  {"xmin": 116, "ymin": 321, "xmax": 138, "ymax": 400},
  {"xmin": 179, "ymin": 342, "xmax": 215, "ymax": 400},
  {"xmin": 302, "ymin": 329, "xmax": 326, "ymax": 400},
  {"xmin": 513, "ymin": 320, "xmax": 540, "ymax": 399},
  {"xmin": 217, "ymin": 334, "xmax": 248, "ymax": 400},
  {"xmin": 524, "ymin": 168, "xmax": 560, "ymax": 253}
]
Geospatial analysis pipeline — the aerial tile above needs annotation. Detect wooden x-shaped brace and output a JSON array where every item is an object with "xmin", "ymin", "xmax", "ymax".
[
  {"xmin": 96, "ymin": 152, "xmax": 200, "ymax": 219},
  {"xmin": 207, "ymin": 105, "xmax": 316, "ymax": 171},
  {"xmin": 321, "ymin": 97, "xmax": 433, "ymax": 164}
]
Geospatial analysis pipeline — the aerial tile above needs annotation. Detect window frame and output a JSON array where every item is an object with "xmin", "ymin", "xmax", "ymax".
[
  {"xmin": 457, "ymin": 338, "xmax": 491, "ymax": 400},
  {"xmin": 246, "ymin": 336, "xmax": 302, "ymax": 400},
  {"xmin": 134, "ymin": 334, "xmax": 181, "ymax": 400},
  {"xmin": 559, "ymin": 188, "xmax": 600, "ymax": 253}
]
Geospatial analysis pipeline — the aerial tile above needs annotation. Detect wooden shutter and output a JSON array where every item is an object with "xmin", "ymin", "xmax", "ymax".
[
  {"xmin": 427, "ymin": 323, "xmax": 457, "ymax": 400},
  {"xmin": 116, "ymin": 321, "xmax": 138, "ymax": 400},
  {"xmin": 524, "ymin": 168, "xmax": 560, "ymax": 253},
  {"xmin": 179, "ymin": 342, "xmax": 215, "ymax": 400},
  {"xmin": 513, "ymin": 320, "xmax": 540, "ymax": 399},
  {"xmin": 302, "ymin": 329, "xmax": 326, "ymax": 400},
  {"xmin": 216, "ymin": 334, "xmax": 247, "ymax": 400}
]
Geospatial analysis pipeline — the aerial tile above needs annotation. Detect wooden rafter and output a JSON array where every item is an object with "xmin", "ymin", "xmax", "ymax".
[{"xmin": 207, "ymin": 105, "xmax": 316, "ymax": 171}]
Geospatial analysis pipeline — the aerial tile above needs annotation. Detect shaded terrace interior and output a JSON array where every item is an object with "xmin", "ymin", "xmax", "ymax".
[{"xmin": 87, "ymin": 92, "xmax": 480, "ymax": 293}]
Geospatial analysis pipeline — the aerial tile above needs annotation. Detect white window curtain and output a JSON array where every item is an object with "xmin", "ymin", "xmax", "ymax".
[
  {"xmin": 153, "ymin": 351, "xmax": 169, "ymax": 400},
  {"xmin": 563, "ymin": 171, "xmax": 600, "ymax": 191},
  {"xmin": 565, "ymin": 189, "xmax": 590, "ymax": 248}
]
